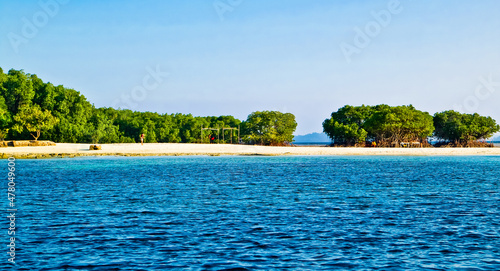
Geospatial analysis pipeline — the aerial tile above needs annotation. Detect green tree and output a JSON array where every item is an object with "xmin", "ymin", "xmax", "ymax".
[
  {"xmin": 32, "ymin": 75, "xmax": 57, "ymax": 111},
  {"xmin": 0, "ymin": 67, "xmax": 251, "ymax": 144},
  {"xmin": 0, "ymin": 96, "xmax": 11, "ymax": 140},
  {"xmin": 156, "ymin": 114, "xmax": 182, "ymax": 143},
  {"xmin": 12, "ymin": 105, "xmax": 59, "ymax": 140},
  {"xmin": 243, "ymin": 111, "xmax": 297, "ymax": 145},
  {"xmin": 2, "ymin": 69, "xmax": 35, "ymax": 115},
  {"xmin": 88, "ymin": 112, "xmax": 122, "ymax": 143},
  {"xmin": 433, "ymin": 110, "xmax": 500, "ymax": 144},
  {"xmin": 141, "ymin": 119, "xmax": 158, "ymax": 143},
  {"xmin": 364, "ymin": 105, "xmax": 434, "ymax": 146},
  {"xmin": 322, "ymin": 105, "xmax": 376, "ymax": 145},
  {"xmin": 324, "ymin": 105, "xmax": 434, "ymax": 146},
  {"xmin": 46, "ymin": 86, "xmax": 94, "ymax": 142}
]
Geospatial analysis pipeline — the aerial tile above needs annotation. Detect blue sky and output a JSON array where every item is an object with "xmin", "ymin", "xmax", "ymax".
[{"xmin": 1, "ymin": 0, "xmax": 500, "ymax": 135}]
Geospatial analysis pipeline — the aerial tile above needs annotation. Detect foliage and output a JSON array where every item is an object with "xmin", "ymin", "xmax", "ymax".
[
  {"xmin": 12, "ymin": 105, "xmax": 59, "ymax": 140},
  {"xmin": 433, "ymin": 110, "xmax": 500, "ymax": 144},
  {"xmin": 88, "ymin": 112, "xmax": 121, "ymax": 144},
  {"xmin": 324, "ymin": 105, "xmax": 435, "ymax": 146},
  {"xmin": 364, "ymin": 105, "xmax": 434, "ymax": 145},
  {"xmin": 0, "ymin": 68, "xmax": 247, "ymax": 143},
  {"xmin": 322, "ymin": 105, "xmax": 375, "ymax": 146},
  {"xmin": 2, "ymin": 67, "xmax": 498, "ymax": 148},
  {"xmin": 1, "ymin": 69, "xmax": 35, "ymax": 115},
  {"xmin": 243, "ymin": 111, "xmax": 297, "ymax": 145},
  {"xmin": 0, "ymin": 95, "xmax": 12, "ymax": 140}
]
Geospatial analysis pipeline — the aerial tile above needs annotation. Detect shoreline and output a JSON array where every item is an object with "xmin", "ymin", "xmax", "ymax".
[{"xmin": 1, "ymin": 143, "xmax": 500, "ymax": 159}]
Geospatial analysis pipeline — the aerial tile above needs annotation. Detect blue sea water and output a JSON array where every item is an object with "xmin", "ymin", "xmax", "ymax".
[
  {"xmin": 5, "ymin": 156, "xmax": 500, "ymax": 270},
  {"xmin": 293, "ymin": 142, "xmax": 331, "ymax": 146}
]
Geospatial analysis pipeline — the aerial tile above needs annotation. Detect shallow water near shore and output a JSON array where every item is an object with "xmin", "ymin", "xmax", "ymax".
[{"xmin": 8, "ymin": 156, "xmax": 500, "ymax": 270}]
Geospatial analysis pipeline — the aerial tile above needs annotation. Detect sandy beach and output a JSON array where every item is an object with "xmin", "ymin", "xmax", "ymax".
[{"xmin": 1, "ymin": 143, "xmax": 500, "ymax": 158}]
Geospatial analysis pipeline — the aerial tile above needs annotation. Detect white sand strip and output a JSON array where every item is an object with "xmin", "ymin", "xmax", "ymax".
[{"xmin": 1, "ymin": 143, "xmax": 500, "ymax": 158}]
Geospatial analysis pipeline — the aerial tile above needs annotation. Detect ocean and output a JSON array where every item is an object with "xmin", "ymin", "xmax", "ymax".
[
  {"xmin": 293, "ymin": 142, "xmax": 331, "ymax": 146},
  {"xmin": 6, "ymin": 156, "xmax": 500, "ymax": 270},
  {"xmin": 295, "ymin": 142, "xmax": 500, "ymax": 147}
]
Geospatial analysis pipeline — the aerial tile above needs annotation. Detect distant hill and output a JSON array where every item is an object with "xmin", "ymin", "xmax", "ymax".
[{"xmin": 293, "ymin": 132, "xmax": 331, "ymax": 143}]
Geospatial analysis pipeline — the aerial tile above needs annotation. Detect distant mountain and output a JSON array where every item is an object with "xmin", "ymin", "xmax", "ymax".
[{"xmin": 293, "ymin": 132, "xmax": 331, "ymax": 143}]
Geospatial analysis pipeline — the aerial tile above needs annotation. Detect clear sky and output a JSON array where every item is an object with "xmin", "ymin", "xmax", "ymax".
[{"xmin": 1, "ymin": 0, "xmax": 500, "ymax": 135}]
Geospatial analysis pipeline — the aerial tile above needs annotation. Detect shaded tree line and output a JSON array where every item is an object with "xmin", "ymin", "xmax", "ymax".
[
  {"xmin": 0, "ymin": 68, "xmax": 296, "ymax": 145},
  {"xmin": 323, "ymin": 105, "xmax": 499, "ymax": 147}
]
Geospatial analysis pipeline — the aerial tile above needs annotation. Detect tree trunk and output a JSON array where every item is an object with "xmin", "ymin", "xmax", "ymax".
[{"xmin": 31, "ymin": 130, "xmax": 41, "ymax": 141}]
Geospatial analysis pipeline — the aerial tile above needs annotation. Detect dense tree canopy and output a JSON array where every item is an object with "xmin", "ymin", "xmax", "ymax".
[
  {"xmin": 2, "ymin": 69, "xmax": 35, "ymax": 115},
  {"xmin": 325, "ymin": 105, "xmax": 499, "ymax": 147},
  {"xmin": 12, "ymin": 105, "xmax": 59, "ymax": 140},
  {"xmin": 2, "ymin": 68, "xmax": 498, "ymax": 147},
  {"xmin": 364, "ymin": 105, "xmax": 434, "ymax": 145},
  {"xmin": 322, "ymin": 105, "xmax": 376, "ymax": 145},
  {"xmin": 0, "ymin": 95, "xmax": 11, "ymax": 140},
  {"xmin": 324, "ymin": 105, "xmax": 435, "ymax": 146},
  {"xmin": 243, "ymin": 111, "xmax": 297, "ymax": 145},
  {"xmin": 433, "ymin": 110, "xmax": 500, "ymax": 144},
  {"xmin": 0, "ymin": 68, "xmax": 246, "ymax": 144}
]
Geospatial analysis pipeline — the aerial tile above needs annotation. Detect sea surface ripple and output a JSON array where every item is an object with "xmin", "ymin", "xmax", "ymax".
[{"xmin": 7, "ymin": 156, "xmax": 500, "ymax": 270}]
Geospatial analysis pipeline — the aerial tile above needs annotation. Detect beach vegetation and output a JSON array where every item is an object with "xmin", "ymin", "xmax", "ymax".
[
  {"xmin": 12, "ymin": 105, "xmax": 59, "ymax": 141},
  {"xmin": 322, "ymin": 105, "xmax": 375, "ymax": 146},
  {"xmin": 0, "ymin": 96, "xmax": 12, "ymax": 140},
  {"xmin": 433, "ymin": 110, "xmax": 500, "ymax": 146},
  {"xmin": 324, "ymin": 105, "xmax": 435, "ymax": 147},
  {"xmin": 243, "ymin": 111, "xmax": 297, "ymax": 145},
  {"xmin": 0, "ymin": 68, "xmax": 244, "ymax": 143},
  {"xmin": 364, "ymin": 105, "xmax": 434, "ymax": 146},
  {"xmin": 1, "ymin": 67, "xmax": 498, "ymax": 147}
]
